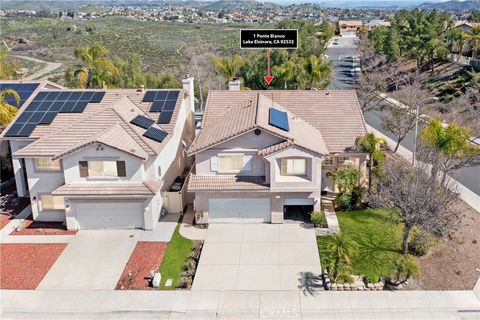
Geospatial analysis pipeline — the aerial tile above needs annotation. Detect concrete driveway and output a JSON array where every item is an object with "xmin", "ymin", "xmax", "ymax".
[
  {"xmin": 192, "ymin": 224, "xmax": 322, "ymax": 291},
  {"xmin": 37, "ymin": 229, "xmax": 141, "ymax": 290}
]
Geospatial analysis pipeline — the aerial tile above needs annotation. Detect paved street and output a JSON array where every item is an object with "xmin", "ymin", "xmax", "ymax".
[
  {"xmin": 192, "ymin": 223, "xmax": 322, "ymax": 291},
  {"xmin": 326, "ymin": 35, "xmax": 480, "ymax": 198}
]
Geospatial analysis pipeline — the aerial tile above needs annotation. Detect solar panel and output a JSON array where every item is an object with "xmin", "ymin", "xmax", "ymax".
[
  {"xmin": 150, "ymin": 101, "xmax": 164, "ymax": 112},
  {"xmin": 45, "ymin": 91, "xmax": 60, "ymax": 101},
  {"xmin": 0, "ymin": 83, "xmax": 40, "ymax": 107},
  {"xmin": 4, "ymin": 123, "xmax": 24, "ymax": 137},
  {"xmin": 268, "ymin": 108, "xmax": 289, "ymax": 132},
  {"xmin": 167, "ymin": 91, "xmax": 179, "ymax": 100},
  {"xmin": 38, "ymin": 112, "xmax": 57, "ymax": 124},
  {"xmin": 143, "ymin": 127, "xmax": 168, "ymax": 143},
  {"xmin": 130, "ymin": 115, "xmax": 155, "ymax": 129},
  {"xmin": 16, "ymin": 112, "xmax": 33, "ymax": 123},
  {"xmin": 154, "ymin": 91, "xmax": 169, "ymax": 101},
  {"xmin": 28, "ymin": 112, "xmax": 44, "ymax": 123},
  {"xmin": 18, "ymin": 123, "xmax": 36, "ymax": 136},
  {"xmin": 142, "ymin": 91, "xmax": 156, "ymax": 102},
  {"xmin": 162, "ymin": 100, "xmax": 176, "ymax": 111},
  {"xmin": 90, "ymin": 91, "xmax": 105, "ymax": 103},
  {"xmin": 157, "ymin": 111, "xmax": 173, "ymax": 124}
]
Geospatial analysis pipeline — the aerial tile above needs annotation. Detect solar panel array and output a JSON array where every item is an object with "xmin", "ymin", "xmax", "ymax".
[
  {"xmin": 129, "ymin": 114, "xmax": 168, "ymax": 143},
  {"xmin": 4, "ymin": 91, "xmax": 106, "ymax": 137},
  {"xmin": 0, "ymin": 83, "xmax": 40, "ymax": 108},
  {"xmin": 143, "ymin": 90, "xmax": 179, "ymax": 124},
  {"xmin": 268, "ymin": 108, "xmax": 289, "ymax": 132}
]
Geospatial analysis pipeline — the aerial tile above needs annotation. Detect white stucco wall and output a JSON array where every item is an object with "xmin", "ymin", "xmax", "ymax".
[
  {"xmin": 62, "ymin": 144, "xmax": 144, "ymax": 184},
  {"xmin": 24, "ymin": 157, "xmax": 66, "ymax": 221},
  {"xmin": 9, "ymin": 140, "xmax": 33, "ymax": 197}
]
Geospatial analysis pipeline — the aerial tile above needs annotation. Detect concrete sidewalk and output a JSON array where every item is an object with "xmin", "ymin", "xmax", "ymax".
[{"xmin": 1, "ymin": 289, "xmax": 479, "ymax": 319}]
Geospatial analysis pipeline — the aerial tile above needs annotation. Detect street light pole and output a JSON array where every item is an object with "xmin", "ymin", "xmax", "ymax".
[{"xmin": 412, "ymin": 96, "xmax": 439, "ymax": 167}]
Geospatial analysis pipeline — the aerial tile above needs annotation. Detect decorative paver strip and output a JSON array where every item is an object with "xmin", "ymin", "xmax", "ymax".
[{"xmin": 0, "ymin": 243, "xmax": 67, "ymax": 289}]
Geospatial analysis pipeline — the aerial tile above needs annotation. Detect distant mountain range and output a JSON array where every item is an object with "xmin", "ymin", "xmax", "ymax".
[{"xmin": 417, "ymin": 0, "xmax": 480, "ymax": 10}]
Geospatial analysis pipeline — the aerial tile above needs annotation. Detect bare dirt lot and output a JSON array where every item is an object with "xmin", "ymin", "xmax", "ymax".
[{"xmin": 410, "ymin": 200, "xmax": 480, "ymax": 290}]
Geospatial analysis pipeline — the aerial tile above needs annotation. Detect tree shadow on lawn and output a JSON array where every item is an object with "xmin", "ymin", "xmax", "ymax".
[{"xmin": 350, "ymin": 225, "xmax": 403, "ymax": 277}]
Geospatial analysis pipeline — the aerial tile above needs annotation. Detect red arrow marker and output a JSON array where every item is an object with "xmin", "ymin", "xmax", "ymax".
[{"xmin": 263, "ymin": 48, "xmax": 274, "ymax": 85}]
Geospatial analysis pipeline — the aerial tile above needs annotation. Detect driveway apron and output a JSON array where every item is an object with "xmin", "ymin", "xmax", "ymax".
[
  {"xmin": 192, "ymin": 223, "xmax": 322, "ymax": 291},
  {"xmin": 37, "ymin": 229, "xmax": 141, "ymax": 290}
]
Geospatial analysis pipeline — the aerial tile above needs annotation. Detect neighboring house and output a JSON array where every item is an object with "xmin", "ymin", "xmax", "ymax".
[
  {"xmin": 0, "ymin": 77, "xmax": 196, "ymax": 230},
  {"xmin": 453, "ymin": 20, "xmax": 480, "ymax": 33},
  {"xmin": 366, "ymin": 20, "xmax": 391, "ymax": 30},
  {"xmin": 337, "ymin": 20, "xmax": 363, "ymax": 33},
  {"xmin": 187, "ymin": 85, "xmax": 368, "ymax": 224}
]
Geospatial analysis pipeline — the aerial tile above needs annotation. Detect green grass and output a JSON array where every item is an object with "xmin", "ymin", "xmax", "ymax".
[
  {"xmin": 317, "ymin": 208, "xmax": 404, "ymax": 278},
  {"xmin": 158, "ymin": 224, "xmax": 193, "ymax": 290}
]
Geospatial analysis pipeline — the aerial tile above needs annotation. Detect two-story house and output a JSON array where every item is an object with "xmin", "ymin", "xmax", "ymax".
[
  {"xmin": 187, "ymin": 88, "xmax": 367, "ymax": 224},
  {"xmin": 0, "ymin": 77, "xmax": 196, "ymax": 230}
]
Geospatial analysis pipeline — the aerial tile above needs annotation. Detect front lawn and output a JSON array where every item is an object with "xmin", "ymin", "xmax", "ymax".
[
  {"xmin": 317, "ymin": 209, "xmax": 405, "ymax": 279},
  {"xmin": 158, "ymin": 224, "xmax": 193, "ymax": 290}
]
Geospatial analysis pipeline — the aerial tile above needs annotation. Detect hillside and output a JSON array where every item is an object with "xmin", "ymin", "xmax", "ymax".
[
  {"xmin": 202, "ymin": 0, "xmax": 279, "ymax": 11},
  {"xmin": 418, "ymin": 0, "xmax": 480, "ymax": 10}
]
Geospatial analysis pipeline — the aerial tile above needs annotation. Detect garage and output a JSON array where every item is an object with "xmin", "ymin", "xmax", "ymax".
[
  {"xmin": 283, "ymin": 198, "xmax": 314, "ymax": 222},
  {"xmin": 208, "ymin": 198, "xmax": 270, "ymax": 223},
  {"xmin": 73, "ymin": 200, "xmax": 145, "ymax": 229}
]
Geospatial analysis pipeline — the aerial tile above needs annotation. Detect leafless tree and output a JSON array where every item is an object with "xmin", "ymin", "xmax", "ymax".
[
  {"xmin": 381, "ymin": 79, "xmax": 432, "ymax": 153},
  {"xmin": 366, "ymin": 158, "xmax": 459, "ymax": 254}
]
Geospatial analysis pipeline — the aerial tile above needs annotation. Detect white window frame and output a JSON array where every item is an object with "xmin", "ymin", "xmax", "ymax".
[
  {"xmin": 323, "ymin": 157, "xmax": 334, "ymax": 166},
  {"xmin": 35, "ymin": 158, "xmax": 61, "ymax": 172},
  {"xmin": 217, "ymin": 154, "xmax": 244, "ymax": 173},
  {"xmin": 39, "ymin": 194, "xmax": 65, "ymax": 211},
  {"xmin": 88, "ymin": 160, "xmax": 118, "ymax": 177},
  {"xmin": 280, "ymin": 158, "xmax": 307, "ymax": 176}
]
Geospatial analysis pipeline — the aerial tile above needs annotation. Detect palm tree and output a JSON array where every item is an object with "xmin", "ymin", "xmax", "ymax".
[
  {"xmin": 469, "ymin": 27, "xmax": 480, "ymax": 59},
  {"xmin": 71, "ymin": 43, "xmax": 117, "ymax": 88},
  {"xmin": 272, "ymin": 60, "xmax": 296, "ymax": 89},
  {"xmin": 302, "ymin": 55, "xmax": 331, "ymax": 90},
  {"xmin": 326, "ymin": 165, "xmax": 361, "ymax": 195},
  {"xmin": 355, "ymin": 132, "xmax": 386, "ymax": 192},
  {"xmin": 211, "ymin": 55, "xmax": 244, "ymax": 88},
  {"xmin": 326, "ymin": 232, "xmax": 359, "ymax": 282},
  {"xmin": 0, "ymin": 89, "xmax": 20, "ymax": 128}
]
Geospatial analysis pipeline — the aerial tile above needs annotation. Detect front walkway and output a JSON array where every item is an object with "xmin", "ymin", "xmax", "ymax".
[{"xmin": 192, "ymin": 223, "xmax": 322, "ymax": 291}]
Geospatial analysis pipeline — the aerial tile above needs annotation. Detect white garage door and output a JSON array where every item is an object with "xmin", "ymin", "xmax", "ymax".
[
  {"xmin": 208, "ymin": 198, "xmax": 270, "ymax": 223},
  {"xmin": 74, "ymin": 201, "xmax": 144, "ymax": 229}
]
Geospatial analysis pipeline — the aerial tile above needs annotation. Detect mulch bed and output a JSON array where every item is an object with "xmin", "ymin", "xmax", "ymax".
[
  {"xmin": 0, "ymin": 243, "xmax": 67, "ymax": 290},
  {"xmin": 0, "ymin": 184, "xmax": 31, "ymax": 230},
  {"xmin": 116, "ymin": 241, "xmax": 168, "ymax": 290},
  {"xmin": 9, "ymin": 215, "xmax": 77, "ymax": 236}
]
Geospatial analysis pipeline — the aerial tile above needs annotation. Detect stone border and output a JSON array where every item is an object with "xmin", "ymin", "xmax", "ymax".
[
  {"xmin": 315, "ymin": 199, "xmax": 340, "ymax": 236},
  {"xmin": 323, "ymin": 270, "xmax": 385, "ymax": 291}
]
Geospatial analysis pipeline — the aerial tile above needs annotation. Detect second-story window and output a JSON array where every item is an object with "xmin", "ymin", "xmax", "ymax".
[
  {"xmin": 218, "ymin": 155, "xmax": 244, "ymax": 172},
  {"xmin": 280, "ymin": 158, "xmax": 306, "ymax": 176},
  {"xmin": 323, "ymin": 157, "xmax": 334, "ymax": 166},
  {"xmin": 88, "ymin": 161, "xmax": 118, "ymax": 177},
  {"xmin": 35, "ymin": 158, "xmax": 61, "ymax": 171}
]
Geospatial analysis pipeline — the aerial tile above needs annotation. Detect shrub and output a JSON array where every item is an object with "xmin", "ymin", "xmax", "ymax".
[
  {"xmin": 387, "ymin": 255, "xmax": 419, "ymax": 285},
  {"xmin": 363, "ymin": 273, "xmax": 380, "ymax": 284},
  {"xmin": 336, "ymin": 193, "xmax": 352, "ymax": 210},
  {"xmin": 178, "ymin": 276, "xmax": 193, "ymax": 289},
  {"xmin": 408, "ymin": 226, "xmax": 438, "ymax": 256},
  {"xmin": 311, "ymin": 211, "xmax": 327, "ymax": 227},
  {"xmin": 336, "ymin": 273, "xmax": 354, "ymax": 284}
]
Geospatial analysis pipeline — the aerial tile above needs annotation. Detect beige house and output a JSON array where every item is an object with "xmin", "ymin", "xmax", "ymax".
[
  {"xmin": 338, "ymin": 20, "xmax": 363, "ymax": 33},
  {"xmin": 0, "ymin": 78, "xmax": 196, "ymax": 230},
  {"xmin": 187, "ymin": 85, "xmax": 368, "ymax": 224}
]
